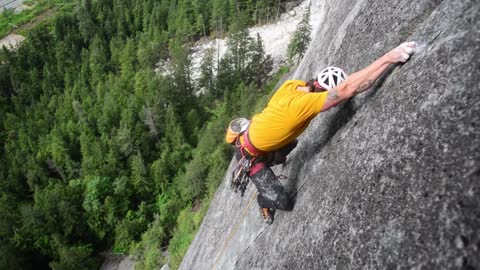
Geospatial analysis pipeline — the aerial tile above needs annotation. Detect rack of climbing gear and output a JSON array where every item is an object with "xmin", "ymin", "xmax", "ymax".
[{"xmin": 231, "ymin": 155, "xmax": 252, "ymax": 196}]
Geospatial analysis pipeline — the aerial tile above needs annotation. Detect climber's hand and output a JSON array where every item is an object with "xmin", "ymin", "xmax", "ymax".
[{"xmin": 386, "ymin": 41, "xmax": 416, "ymax": 63}]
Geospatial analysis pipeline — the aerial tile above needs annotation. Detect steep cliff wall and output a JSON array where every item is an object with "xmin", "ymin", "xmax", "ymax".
[{"xmin": 179, "ymin": 0, "xmax": 480, "ymax": 269}]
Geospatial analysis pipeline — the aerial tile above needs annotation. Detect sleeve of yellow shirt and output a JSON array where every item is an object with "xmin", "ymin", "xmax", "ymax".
[{"xmin": 291, "ymin": 91, "xmax": 329, "ymax": 122}]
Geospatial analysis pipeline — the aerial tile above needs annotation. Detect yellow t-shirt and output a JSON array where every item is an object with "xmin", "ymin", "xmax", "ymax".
[{"xmin": 249, "ymin": 80, "xmax": 328, "ymax": 152}]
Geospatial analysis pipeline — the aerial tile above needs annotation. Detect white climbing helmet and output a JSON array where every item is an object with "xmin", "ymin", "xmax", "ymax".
[{"xmin": 317, "ymin": 66, "xmax": 348, "ymax": 90}]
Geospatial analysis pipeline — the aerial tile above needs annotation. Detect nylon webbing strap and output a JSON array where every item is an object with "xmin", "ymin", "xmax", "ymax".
[{"xmin": 241, "ymin": 129, "xmax": 265, "ymax": 157}]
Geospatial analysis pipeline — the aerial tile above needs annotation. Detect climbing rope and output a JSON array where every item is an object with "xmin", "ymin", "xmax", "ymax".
[
  {"xmin": 233, "ymin": 222, "xmax": 268, "ymax": 267},
  {"xmin": 231, "ymin": 173, "xmax": 313, "ymax": 267},
  {"xmin": 211, "ymin": 190, "xmax": 258, "ymax": 270}
]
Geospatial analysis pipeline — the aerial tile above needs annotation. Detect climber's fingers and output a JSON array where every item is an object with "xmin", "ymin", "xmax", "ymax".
[{"xmin": 388, "ymin": 41, "xmax": 416, "ymax": 63}]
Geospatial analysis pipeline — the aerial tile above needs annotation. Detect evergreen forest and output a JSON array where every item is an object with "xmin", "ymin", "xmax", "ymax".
[{"xmin": 0, "ymin": 0, "xmax": 295, "ymax": 269}]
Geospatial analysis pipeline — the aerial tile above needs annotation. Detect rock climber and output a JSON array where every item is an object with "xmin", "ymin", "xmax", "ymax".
[{"xmin": 227, "ymin": 41, "xmax": 416, "ymax": 224}]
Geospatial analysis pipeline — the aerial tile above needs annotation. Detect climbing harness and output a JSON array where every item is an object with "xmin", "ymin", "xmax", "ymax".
[{"xmin": 231, "ymin": 128, "xmax": 265, "ymax": 196}]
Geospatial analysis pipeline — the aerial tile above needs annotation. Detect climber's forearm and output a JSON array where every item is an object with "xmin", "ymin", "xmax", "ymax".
[
  {"xmin": 342, "ymin": 41, "xmax": 417, "ymax": 98},
  {"xmin": 340, "ymin": 54, "xmax": 392, "ymax": 98},
  {"xmin": 320, "ymin": 41, "xmax": 416, "ymax": 112},
  {"xmin": 320, "ymin": 57, "xmax": 391, "ymax": 111}
]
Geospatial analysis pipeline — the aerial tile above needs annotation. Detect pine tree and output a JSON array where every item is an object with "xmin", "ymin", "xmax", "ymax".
[
  {"xmin": 119, "ymin": 38, "xmax": 137, "ymax": 83},
  {"xmin": 198, "ymin": 47, "xmax": 216, "ymax": 99},
  {"xmin": 89, "ymin": 35, "xmax": 109, "ymax": 84},
  {"xmin": 82, "ymin": 176, "xmax": 113, "ymax": 239},
  {"xmin": 246, "ymin": 33, "xmax": 273, "ymax": 87},
  {"xmin": 287, "ymin": 4, "xmax": 312, "ymax": 65},
  {"xmin": 227, "ymin": 12, "xmax": 252, "ymax": 73},
  {"xmin": 211, "ymin": 0, "xmax": 229, "ymax": 33}
]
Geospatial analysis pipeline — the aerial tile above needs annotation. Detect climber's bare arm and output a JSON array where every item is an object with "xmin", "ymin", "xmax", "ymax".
[{"xmin": 321, "ymin": 41, "xmax": 416, "ymax": 112}]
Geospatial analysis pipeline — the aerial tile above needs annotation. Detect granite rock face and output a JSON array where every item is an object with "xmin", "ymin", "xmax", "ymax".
[{"xmin": 179, "ymin": 0, "xmax": 480, "ymax": 269}]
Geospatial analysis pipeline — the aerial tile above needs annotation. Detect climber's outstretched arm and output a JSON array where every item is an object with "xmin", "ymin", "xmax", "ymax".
[{"xmin": 320, "ymin": 41, "xmax": 416, "ymax": 112}]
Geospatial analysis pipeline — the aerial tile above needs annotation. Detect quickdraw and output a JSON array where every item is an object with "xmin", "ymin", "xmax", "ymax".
[
  {"xmin": 231, "ymin": 155, "xmax": 252, "ymax": 196},
  {"xmin": 231, "ymin": 136, "xmax": 259, "ymax": 197}
]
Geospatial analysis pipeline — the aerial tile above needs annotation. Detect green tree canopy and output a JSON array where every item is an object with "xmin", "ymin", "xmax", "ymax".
[{"xmin": 287, "ymin": 4, "xmax": 312, "ymax": 65}]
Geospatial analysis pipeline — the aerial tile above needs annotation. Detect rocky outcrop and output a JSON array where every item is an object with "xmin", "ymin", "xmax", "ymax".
[
  {"xmin": 100, "ymin": 255, "xmax": 134, "ymax": 270},
  {"xmin": 0, "ymin": 0, "xmax": 24, "ymax": 12},
  {"xmin": 179, "ymin": 0, "xmax": 480, "ymax": 269},
  {"xmin": 0, "ymin": 34, "xmax": 25, "ymax": 50}
]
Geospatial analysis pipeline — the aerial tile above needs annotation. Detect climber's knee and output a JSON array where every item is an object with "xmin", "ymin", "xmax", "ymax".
[{"xmin": 274, "ymin": 193, "xmax": 293, "ymax": 211}]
